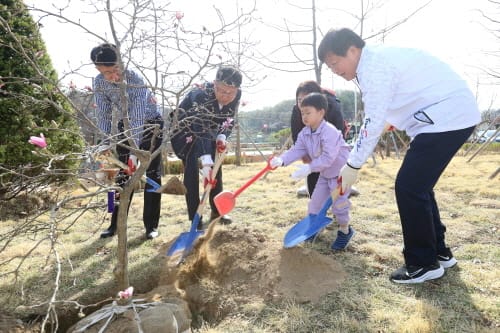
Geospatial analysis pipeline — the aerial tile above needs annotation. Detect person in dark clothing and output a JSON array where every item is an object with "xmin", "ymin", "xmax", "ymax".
[
  {"xmin": 91, "ymin": 43, "xmax": 164, "ymax": 240},
  {"xmin": 170, "ymin": 66, "xmax": 242, "ymax": 227},
  {"xmin": 290, "ymin": 80, "xmax": 345, "ymax": 196}
]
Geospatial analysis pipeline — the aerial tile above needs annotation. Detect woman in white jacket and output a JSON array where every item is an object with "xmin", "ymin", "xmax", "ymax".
[{"xmin": 318, "ymin": 28, "xmax": 480, "ymax": 284}]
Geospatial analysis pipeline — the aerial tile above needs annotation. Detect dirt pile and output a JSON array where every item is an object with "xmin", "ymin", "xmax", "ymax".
[
  {"xmin": 69, "ymin": 226, "xmax": 346, "ymax": 331},
  {"xmin": 161, "ymin": 226, "xmax": 346, "ymax": 322}
]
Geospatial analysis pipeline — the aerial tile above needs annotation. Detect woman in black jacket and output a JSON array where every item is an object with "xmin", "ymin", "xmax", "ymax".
[{"xmin": 290, "ymin": 80, "xmax": 345, "ymax": 196}]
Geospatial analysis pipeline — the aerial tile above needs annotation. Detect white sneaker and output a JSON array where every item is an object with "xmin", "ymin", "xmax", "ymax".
[
  {"xmin": 146, "ymin": 229, "xmax": 159, "ymax": 239},
  {"xmin": 438, "ymin": 254, "xmax": 457, "ymax": 269}
]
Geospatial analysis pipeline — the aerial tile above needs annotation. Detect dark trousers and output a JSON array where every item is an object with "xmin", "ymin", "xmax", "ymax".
[
  {"xmin": 307, "ymin": 172, "xmax": 320, "ymax": 196},
  {"xmin": 183, "ymin": 150, "xmax": 223, "ymax": 221},
  {"xmin": 395, "ymin": 126, "xmax": 475, "ymax": 267},
  {"xmin": 109, "ymin": 118, "xmax": 163, "ymax": 233}
]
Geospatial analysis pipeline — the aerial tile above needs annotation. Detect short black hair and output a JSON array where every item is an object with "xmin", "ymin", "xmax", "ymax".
[
  {"xmin": 90, "ymin": 43, "xmax": 118, "ymax": 66},
  {"xmin": 301, "ymin": 92, "xmax": 328, "ymax": 111},
  {"xmin": 318, "ymin": 28, "xmax": 365, "ymax": 61},
  {"xmin": 215, "ymin": 66, "xmax": 242, "ymax": 88}
]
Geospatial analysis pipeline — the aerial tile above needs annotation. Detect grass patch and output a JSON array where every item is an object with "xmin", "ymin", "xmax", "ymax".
[{"xmin": 0, "ymin": 153, "xmax": 498, "ymax": 332}]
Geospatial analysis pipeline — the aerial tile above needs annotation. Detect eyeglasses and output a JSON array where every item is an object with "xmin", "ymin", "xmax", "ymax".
[{"xmin": 215, "ymin": 82, "xmax": 238, "ymax": 97}]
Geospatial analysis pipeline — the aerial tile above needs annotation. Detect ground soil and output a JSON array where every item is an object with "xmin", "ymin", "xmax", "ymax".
[
  {"xmin": 64, "ymin": 225, "xmax": 346, "ymax": 331},
  {"xmin": 166, "ymin": 226, "xmax": 346, "ymax": 313}
]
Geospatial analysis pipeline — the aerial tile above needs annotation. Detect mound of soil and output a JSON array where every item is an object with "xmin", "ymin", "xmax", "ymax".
[
  {"xmin": 160, "ymin": 226, "xmax": 346, "ymax": 323},
  {"xmin": 68, "ymin": 226, "xmax": 346, "ymax": 331}
]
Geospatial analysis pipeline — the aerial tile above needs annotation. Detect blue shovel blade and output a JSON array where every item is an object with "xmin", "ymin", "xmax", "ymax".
[
  {"xmin": 283, "ymin": 215, "xmax": 333, "ymax": 248},
  {"xmin": 283, "ymin": 196, "xmax": 333, "ymax": 248},
  {"xmin": 166, "ymin": 213, "xmax": 204, "ymax": 257},
  {"xmin": 166, "ymin": 230, "xmax": 204, "ymax": 256}
]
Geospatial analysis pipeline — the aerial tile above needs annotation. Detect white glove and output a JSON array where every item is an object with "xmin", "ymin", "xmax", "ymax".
[
  {"xmin": 202, "ymin": 165, "xmax": 213, "ymax": 182},
  {"xmin": 200, "ymin": 154, "xmax": 214, "ymax": 186},
  {"xmin": 339, "ymin": 163, "xmax": 359, "ymax": 193},
  {"xmin": 270, "ymin": 156, "xmax": 283, "ymax": 168},
  {"xmin": 200, "ymin": 154, "xmax": 214, "ymax": 167},
  {"xmin": 216, "ymin": 134, "xmax": 227, "ymax": 153},
  {"xmin": 291, "ymin": 164, "xmax": 311, "ymax": 180}
]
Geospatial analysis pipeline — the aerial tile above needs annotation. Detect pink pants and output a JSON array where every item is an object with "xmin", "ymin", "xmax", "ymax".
[{"xmin": 307, "ymin": 176, "xmax": 351, "ymax": 225}]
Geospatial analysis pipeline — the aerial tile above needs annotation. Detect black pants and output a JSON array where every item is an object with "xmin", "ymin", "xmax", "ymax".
[
  {"xmin": 395, "ymin": 126, "xmax": 475, "ymax": 267},
  {"xmin": 307, "ymin": 172, "xmax": 320, "ymax": 196},
  {"xmin": 182, "ymin": 149, "xmax": 223, "ymax": 221},
  {"xmin": 109, "ymin": 118, "xmax": 163, "ymax": 233}
]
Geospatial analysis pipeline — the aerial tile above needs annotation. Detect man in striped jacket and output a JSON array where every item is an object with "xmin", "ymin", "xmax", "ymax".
[{"xmin": 91, "ymin": 43, "xmax": 164, "ymax": 240}]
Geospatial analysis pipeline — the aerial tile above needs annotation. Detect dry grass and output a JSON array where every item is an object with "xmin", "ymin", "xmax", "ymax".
[{"xmin": 0, "ymin": 152, "xmax": 498, "ymax": 332}]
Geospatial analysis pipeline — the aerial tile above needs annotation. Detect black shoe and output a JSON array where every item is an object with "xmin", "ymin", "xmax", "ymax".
[
  {"xmin": 146, "ymin": 228, "xmax": 159, "ymax": 239},
  {"xmin": 437, "ymin": 247, "xmax": 458, "ymax": 269},
  {"xmin": 390, "ymin": 263, "xmax": 444, "ymax": 284},
  {"xmin": 196, "ymin": 217, "xmax": 204, "ymax": 231},
  {"xmin": 100, "ymin": 228, "xmax": 115, "ymax": 239},
  {"xmin": 210, "ymin": 212, "xmax": 232, "ymax": 225}
]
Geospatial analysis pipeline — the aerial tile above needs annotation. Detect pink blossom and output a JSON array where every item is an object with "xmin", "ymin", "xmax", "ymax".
[
  {"xmin": 175, "ymin": 11, "xmax": 184, "ymax": 20},
  {"xmin": 69, "ymin": 81, "xmax": 76, "ymax": 90},
  {"xmin": 241, "ymin": 100, "xmax": 249, "ymax": 107},
  {"xmin": 117, "ymin": 286, "xmax": 134, "ymax": 299},
  {"xmin": 185, "ymin": 135, "xmax": 193, "ymax": 144},
  {"xmin": 84, "ymin": 86, "xmax": 93, "ymax": 92},
  {"xmin": 28, "ymin": 133, "xmax": 47, "ymax": 148},
  {"xmin": 222, "ymin": 118, "xmax": 234, "ymax": 130}
]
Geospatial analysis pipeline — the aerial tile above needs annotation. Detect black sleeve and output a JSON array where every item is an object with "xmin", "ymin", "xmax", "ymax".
[
  {"xmin": 220, "ymin": 89, "xmax": 241, "ymax": 139},
  {"xmin": 290, "ymin": 105, "xmax": 304, "ymax": 143},
  {"xmin": 169, "ymin": 89, "xmax": 198, "ymax": 159},
  {"xmin": 325, "ymin": 95, "xmax": 345, "ymax": 134}
]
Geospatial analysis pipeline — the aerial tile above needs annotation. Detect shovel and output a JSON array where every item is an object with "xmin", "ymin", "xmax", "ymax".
[
  {"xmin": 166, "ymin": 149, "xmax": 227, "ymax": 260},
  {"xmin": 214, "ymin": 159, "xmax": 276, "ymax": 216},
  {"xmin": 284, "ymin": 185, "xmax": 342, "ymax": 248},
  {"xmin": 106, "ymin": 155, "xmax": 167, "ymax": 193}
]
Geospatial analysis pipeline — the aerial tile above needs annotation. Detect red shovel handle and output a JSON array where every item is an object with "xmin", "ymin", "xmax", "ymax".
[{"xmin": 233, "ymin": 159, "xmax": 275, "ymax": 197}]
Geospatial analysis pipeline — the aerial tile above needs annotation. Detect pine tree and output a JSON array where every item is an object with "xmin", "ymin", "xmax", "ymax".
[{"xmin": 0, "ymin": 0, "xmax": 83, "ymax": 194}]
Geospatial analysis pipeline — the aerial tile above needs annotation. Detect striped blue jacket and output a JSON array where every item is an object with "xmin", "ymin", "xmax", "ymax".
[{"xmin": 93, "ymin": 69, "xmax": 161, "ymax": 146}]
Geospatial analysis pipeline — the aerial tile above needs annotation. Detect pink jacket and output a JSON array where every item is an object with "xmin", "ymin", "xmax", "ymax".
[{"xmin": 281, "ymin": 120, "xmax": 350, "ymax": 179}]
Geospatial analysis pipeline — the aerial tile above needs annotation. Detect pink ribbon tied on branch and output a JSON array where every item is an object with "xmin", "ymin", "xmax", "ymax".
[{"xmin": 28, "ymin": 133, "xmax": 47, "ymax": 148}]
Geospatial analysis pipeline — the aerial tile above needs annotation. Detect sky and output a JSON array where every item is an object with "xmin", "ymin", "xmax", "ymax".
[{"xmin": 25, "ymin": 0, "xmax": 499, "ymax": 112}]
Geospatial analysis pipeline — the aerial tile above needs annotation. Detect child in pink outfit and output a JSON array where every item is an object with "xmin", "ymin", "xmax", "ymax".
[{"xmin": 270, "ymin": 92, "xmax": 355, "ymax": 250}]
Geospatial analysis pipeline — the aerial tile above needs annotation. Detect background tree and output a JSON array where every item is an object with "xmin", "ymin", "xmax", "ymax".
[
  {"xmin": 0, "ymin": 0, "xmax": 84, "ymax": 199},
  {"xmin": 476, "ymin": 0, "xmax": 500, "ymax": 126},
  {"xmin": 254, "ymin": 0, "xmax": 433, "ymax": 84}
]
